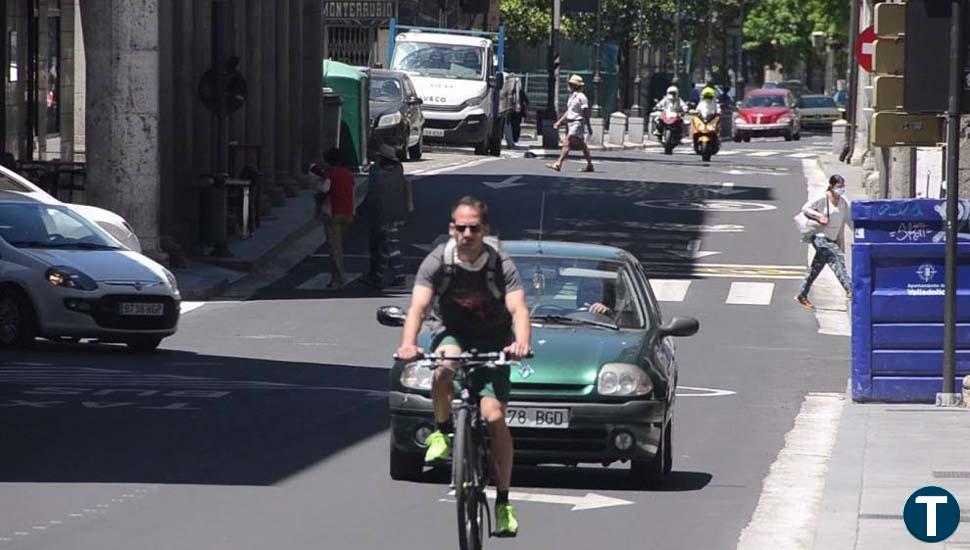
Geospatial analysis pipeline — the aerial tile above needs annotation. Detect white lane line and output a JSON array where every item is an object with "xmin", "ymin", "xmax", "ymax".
[
  {"xmin": 747, "ymin": 151, "xmax": 780, "ymax": 157},
  {"xmin": 787, "ymin": 152, "xmax": 818, "ymax": 158},
  {"xmin": 409, "ymin": 157, "xmax": 499, "ymax": 177},
  {"xmin": 649, "ymin": 279, "xmax": 692, "ymax": 302},
  {"xmin": 717, "ymin": 150, "xmax": 741, "ymax": 156},
  {"xmin": 736, "ymin": 393, "xmax": 845, "ymax": 550},
  {"xmin": 179, "ymin": 302, "xmax": 206, "ymax": 315},
  {"xmin": 721, "ymin": 181, "xmax": 735, "ymax": 187},
  {"xmin": 725, "ymin": 282, "xmax": 775, "ymax": 305}
]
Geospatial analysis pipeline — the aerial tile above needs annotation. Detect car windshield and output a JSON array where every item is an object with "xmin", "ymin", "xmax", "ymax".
[
  {"xmin": 0, "ymin": 202, "xmax": 120, "ymax": 249},
  {"xmin": 743, "ymin": 95, "xmax": 786, "ymax": 108},
  {"xmin": 391, "ymin": 42, "xmax": 484, "ymax": 80},
  {"xmin": 512, "ymin": 256, "xmax": 645, "ymax": 329},
  {"xmin": 801, "ymin": 96, "xmax": 836, "ymax": 108},
  {"xmin": 370, "ymin": 77, "xmax": 403, "ymax": 102}
]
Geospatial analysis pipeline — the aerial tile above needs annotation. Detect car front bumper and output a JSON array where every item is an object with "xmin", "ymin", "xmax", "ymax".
[
  {"xmin": 389, "ymin": 391, "xmax": 666, "ymax": 464},
  {"xmin": 33, "ymin": 288, "xmax": 180, "ymax": 340},
  {"xmin": 734, "ymin": 121, "xmax": 791, "ymax": 135},
  {"xmin": 422, "ymin": 113, "xmax": 490, "ymax": 145}
]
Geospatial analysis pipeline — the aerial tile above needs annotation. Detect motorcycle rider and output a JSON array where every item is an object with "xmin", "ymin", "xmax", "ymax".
[
  {"xmin": 652, "ymin": 85, "xmax": 688, "ymax": 137},
  {"xmin": 696, "ymin": 86, "xmax": 721, "ymax": 120}
]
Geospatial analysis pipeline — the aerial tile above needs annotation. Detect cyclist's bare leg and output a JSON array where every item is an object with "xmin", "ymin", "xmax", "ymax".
[
  {"xmin": 431, "ymin": 344, "xmax": 461, "ymax": 424},
  {"xmin": 481, "ymin": 397, "xmax": 513, "ymax": 491}
]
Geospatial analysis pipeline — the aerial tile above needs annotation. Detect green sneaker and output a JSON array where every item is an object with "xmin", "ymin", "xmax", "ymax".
[
  {"xmin": 495, "ymin": 503, "xmax": 518, "ymax": 537},
  {"xmin": 423, "ymin": 430, "xmax": 450, "ymax": 463}
]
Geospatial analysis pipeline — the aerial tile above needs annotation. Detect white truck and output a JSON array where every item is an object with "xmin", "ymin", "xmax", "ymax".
[{"xmin": 388, "ymin": 23, "xmax": 507, "ymax": 156}]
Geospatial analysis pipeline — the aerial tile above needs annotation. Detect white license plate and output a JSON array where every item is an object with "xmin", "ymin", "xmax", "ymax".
[
  {"xmin": 423, "ymin": 128, "xmax": 445, "ymax": 137},
  {"xmin": 505, "ymin": 407, "xmax": 569, "ymax": 429},
  {"xmin": 119, "ymin": 302, "xmax": 164, "ymax": 316}
]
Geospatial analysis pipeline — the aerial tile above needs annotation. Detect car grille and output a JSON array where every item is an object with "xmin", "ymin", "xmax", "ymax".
[
  {"xmin": 87, "ymin": 294, "xmax": 178, "ymax": 330},
  {"xmin": 424, "ymin": 119, "xmax": 461, "ymax": 131},
  {"xmin": 510, "ymin": 427, "xmax": 609, "ymax": 453},
  {"xmin": 510, "ymin": 383, "xmax": 592, "ymax": 398}
]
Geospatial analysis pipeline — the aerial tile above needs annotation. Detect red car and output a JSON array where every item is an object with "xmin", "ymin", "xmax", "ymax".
[{"xmin": 732, "ymin": 88, "xmax": 801, "ymax": 142}]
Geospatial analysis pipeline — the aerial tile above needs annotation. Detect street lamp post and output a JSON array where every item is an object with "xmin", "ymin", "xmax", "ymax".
[
  {"xmin": 591, "ymin": 1, "xmax": 603, "ymax": 118},
  {"xmin": 631, "ymin": 32, "xmax": 643, "ymax": 116}
]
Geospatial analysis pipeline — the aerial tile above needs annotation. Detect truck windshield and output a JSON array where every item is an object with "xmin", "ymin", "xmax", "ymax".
[{"xmin": 391, "ymin": 42, "xmax": 484, "ymax": 81}]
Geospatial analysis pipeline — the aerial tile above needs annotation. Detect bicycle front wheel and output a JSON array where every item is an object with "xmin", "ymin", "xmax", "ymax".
[{"xmin": 454, "ymin": 408, "xmax": 484, "ymax": 550}]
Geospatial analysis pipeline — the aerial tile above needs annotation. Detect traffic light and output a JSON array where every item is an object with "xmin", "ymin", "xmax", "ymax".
[
  {"xmin": 871, "ymin": 1, "xmax": 945, "ymax": 147},
  {"xmin": 903, "ymin": 0, "xmax": 970, "ymax": 113}
]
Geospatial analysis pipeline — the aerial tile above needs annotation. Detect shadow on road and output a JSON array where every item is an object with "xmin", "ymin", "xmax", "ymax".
[{"xmin": 0, "ymin": 343, "xmax": 391, "ymax": 485}]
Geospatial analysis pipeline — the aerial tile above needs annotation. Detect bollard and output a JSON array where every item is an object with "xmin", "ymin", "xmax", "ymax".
[
  {"xmin": 608, "ymin": 112, "xmax": 627, "ymax": 145},
  {"xmin": 832, "ymin": 119, "xmax": 848, "ymax": 156},
  {"xmin": 963, "ymin": 375, "xmax": 970, "ymax": 408},
  {"xmin": 627, "ymin": 117, "xmax": 645, "ymax": 144},
  {"xmin": 208, "ymin": 173, "xmax": 232, "ymax": 258},
  {"xmin": 588, "ymin": 118, "xmax": 605, "ymax": 146}
]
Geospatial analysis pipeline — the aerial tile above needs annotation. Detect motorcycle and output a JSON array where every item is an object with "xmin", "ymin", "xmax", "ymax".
[
  {"xmin": 690, "ymin": 109, "xmax": 721, "ymax": 162},
  {"xmin": 652, "ymin": 106, "xmax": 685, "ymax": 155}
]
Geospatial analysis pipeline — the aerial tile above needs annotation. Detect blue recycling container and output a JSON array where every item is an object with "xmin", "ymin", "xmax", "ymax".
[{"xmin": 851, "ymin": 199, "xmax": 970, "ymax": 402}]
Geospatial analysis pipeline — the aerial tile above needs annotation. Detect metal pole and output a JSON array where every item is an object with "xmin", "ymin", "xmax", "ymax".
[
  {"xmin": 673, "ymin": 8, "xmax": 681, "ymax": 86},
  {"xmin": 547, "ymin": 0, "xmax": 561, "ymax": 116},
  {"xmin": 939, "ymin": 0, "xmax": 965, "ymax": 407},
  {"xmin": 591, "ymin": 1, "xmax": 602, "ymax": 118},
  {"xmin": 209, "ymin": 0, "xmax": 231, "ymax": 258},
  {"xmin": 843, "ymin": 0, "xmax": 861, "ymax": 163},
  {"xmin": 909, "ymin": 147, "xmax": 917, "ymax": 197}
]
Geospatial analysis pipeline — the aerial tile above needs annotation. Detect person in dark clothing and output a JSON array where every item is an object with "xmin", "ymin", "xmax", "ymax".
[
  {"xmin": 507, "ymin": 75, "xmax": 529, "ymax": 145},
  {"xmin": 359, "ymin": 143, "xmax": 410, "ymax": 289}
]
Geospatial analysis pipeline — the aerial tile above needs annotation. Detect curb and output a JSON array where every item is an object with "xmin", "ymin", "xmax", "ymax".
[{"xmin": 194, "ymin": 215, "xmax": 319, "ymax": 273}]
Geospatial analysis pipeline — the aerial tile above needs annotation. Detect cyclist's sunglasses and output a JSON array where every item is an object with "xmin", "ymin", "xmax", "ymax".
[{"xmin": 452, "ymin": 223, "xmax": 483, "ymax": 234}]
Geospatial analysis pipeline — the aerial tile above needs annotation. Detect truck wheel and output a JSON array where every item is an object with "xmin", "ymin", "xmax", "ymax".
[
  {"xmin": 390, "ymin": 442, "xmax": 424, "ymax": 481},
  {"xmin": 0, "ymin": 290, "xmax": 36, "ymax": 349}
]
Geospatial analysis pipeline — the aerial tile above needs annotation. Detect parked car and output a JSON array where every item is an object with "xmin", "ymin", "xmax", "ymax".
[
  {"xmin": 0, "ymin": 165, "xmax": 141, "ymax": 252},
  {"xmin": 798, "ymin": 94, "xmax": 842, "ymax": 129},
  {"xmin": 0, "ymin": 192, "xmax": 180, "ymax": 350},
  {"xmin": 378, "ymin": 240, "xmax": 700, "ymax": 487},
  {"xmin": 732, "ymin": 88, "xmax": 801, "ymax": 142},
  {"xmin": 776, "ymin": 79, "xmax": 809, "ymax": 101},
  {"xmin": 367, "ymin": 69, "xmax": 425, "ymax": 161}
]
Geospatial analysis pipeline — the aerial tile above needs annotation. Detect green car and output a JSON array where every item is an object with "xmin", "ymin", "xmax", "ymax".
[{"xmin": 378, "ymin": 241, "xmax": 699, "ymax": 487}]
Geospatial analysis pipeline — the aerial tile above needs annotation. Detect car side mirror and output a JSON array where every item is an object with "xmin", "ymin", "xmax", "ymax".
[
  {"xmin": 658, "ymin": 316, "xmax": 699, "ymax": 338},
  {"xmin": 408, "ymin": 97, "xmax": 423, "ymax": 106},
  {"xmin": 377, "ymin": 305, "xmax": 407, "ymax": 327}
]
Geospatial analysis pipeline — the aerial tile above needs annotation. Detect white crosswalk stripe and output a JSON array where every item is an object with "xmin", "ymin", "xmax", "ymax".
[
  {"xmin": 787, "ymin": 152, "xmax": 820, "ymax": 158},
  {"xmin": 649, "ymin": 279, "xmax": 692, "ymax": 302},
  {"xmin": 726, "ymin": 282, "xmax": 775, "ymax": 305},
  {"xmin": 747, "ymin": 151, "xmax": 780, "ymax": 157},
  {"xmin": 180, "ymin": 302, "xmax": 206, "ymax": 314}
]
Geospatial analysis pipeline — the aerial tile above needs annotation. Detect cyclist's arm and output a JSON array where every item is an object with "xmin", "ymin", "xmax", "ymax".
[
  {"xmin": 401, "ymin": 285, "xmax": 434, "ymax": 349},
  {"xmin": 504, "ymin": 288, "xmax": 531, "ymax": 356}
]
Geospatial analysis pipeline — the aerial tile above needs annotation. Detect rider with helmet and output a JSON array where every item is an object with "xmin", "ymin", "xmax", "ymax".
[
  {"xmin": 697, "ymin": 86, "xmax": 722, "ymax": 120},
  {"xmin": 652, "ymin": 85, "xmax": 688, "ymax": 137}
]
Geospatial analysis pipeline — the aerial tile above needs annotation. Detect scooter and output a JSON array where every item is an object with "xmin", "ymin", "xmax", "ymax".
[
  {"xmin": 690, "ymin": 110, "xmax": 721, "ymax": 162},
  {"xmin": 653, "ymin": 106, "xmax": 685, "ymax": 155}
]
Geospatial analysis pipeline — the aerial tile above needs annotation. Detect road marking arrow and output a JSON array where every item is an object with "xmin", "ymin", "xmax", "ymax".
[
  {"xmin": 482, "ymin": 175, "xmax": 527, "ymax": 189},
  {"xmin": 444, "ymin": 489, "xmax": 634, "ymax": 511}
]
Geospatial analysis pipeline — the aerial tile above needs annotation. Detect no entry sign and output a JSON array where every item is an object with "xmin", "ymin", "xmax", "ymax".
[{"xmin": 856, "ymin": 26, "xmax": 876, "ymax": 73}]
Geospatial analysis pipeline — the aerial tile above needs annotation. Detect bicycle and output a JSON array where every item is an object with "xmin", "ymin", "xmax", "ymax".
[{"xmin": 399, "ymin": 350, "xmax": 529, "ymax": 550}]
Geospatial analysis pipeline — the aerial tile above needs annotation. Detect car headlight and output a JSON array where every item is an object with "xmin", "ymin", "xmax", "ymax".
[
  {"xmin": 597, "ymin": 363, "xmax": 653, "ymax": 396},
  {"xmin": 377, "ymin": 112, "xmax": 402, "ymax": 129},
  {"xmin": 779, "ymin": 116, "xmax": 791, "ymax": 124},
  {"xmin": 461, "ymin": 93, "xmax": 488, "ymax": 109},
  {"xmin": 733, "ymin": 117, "xmax": 745, "ymax": 125},
  {"xmin": 401, "ymin": 362, "xmax": 434, "ymax": 390},
  {"xmin": 45, "ymin": 266, "xmax": 98, "ymax": 291},
  {"xmin": 162, "ymin": 268, "xmax": 179, "ymax": 293}
]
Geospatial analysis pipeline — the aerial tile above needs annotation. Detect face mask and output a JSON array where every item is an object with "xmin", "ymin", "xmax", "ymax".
[{"xmin": 834, "ymin": 188, "xmax": 846, "ymax": 197}]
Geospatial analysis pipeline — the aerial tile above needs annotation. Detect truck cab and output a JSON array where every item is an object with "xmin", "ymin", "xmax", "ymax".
[{"xmin": 390, "ymin": 31, "xmax": 506, "ymax": 156}]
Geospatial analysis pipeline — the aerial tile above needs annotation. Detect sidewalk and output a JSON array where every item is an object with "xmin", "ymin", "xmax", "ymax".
[
  {"xmin": 809, "ymin": 153, "xmax": 970, "ymax": 549},
  {"xmin": 172, "ymin": 188, "xmax": 320, "ymax": 301},
  {"xmin": 812, "ymin": 392, "xmax": 970, "ymax": 549}
]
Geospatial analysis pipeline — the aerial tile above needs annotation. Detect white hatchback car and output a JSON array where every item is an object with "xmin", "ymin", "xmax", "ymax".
[{"xmin": 0, "ymin": 192, "xmax": 180, "ymax": 351}]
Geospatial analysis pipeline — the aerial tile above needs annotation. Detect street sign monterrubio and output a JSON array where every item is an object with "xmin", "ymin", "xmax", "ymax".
[
  {"xmin": 856, "ymin": 26, "xmax": 876, "ymax": 73},
  {"xmin": 322, "ymin": 0, "xmax": 395, "ymax": 22}
]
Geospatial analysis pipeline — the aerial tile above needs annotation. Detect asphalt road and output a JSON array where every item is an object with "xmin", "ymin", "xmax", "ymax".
[{"xmin": 0, "ymin": 134, "xmax": 851, "ymax": 550}]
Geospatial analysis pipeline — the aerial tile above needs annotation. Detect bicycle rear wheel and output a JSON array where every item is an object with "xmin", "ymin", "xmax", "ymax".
[{"xmin": 455, "ymin": 408, "xmax": 484, "ymax": 550}]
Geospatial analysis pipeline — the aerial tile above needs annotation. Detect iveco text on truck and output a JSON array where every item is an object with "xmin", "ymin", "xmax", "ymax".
[{"xmin": 388, "ymin": 22, "xmax": 507, "ymax": 156}]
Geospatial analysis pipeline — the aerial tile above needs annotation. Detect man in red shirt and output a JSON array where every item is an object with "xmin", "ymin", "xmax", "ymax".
[{"xmin": 309, "ymin": 148, "xmax": 355, "ymax": 288}]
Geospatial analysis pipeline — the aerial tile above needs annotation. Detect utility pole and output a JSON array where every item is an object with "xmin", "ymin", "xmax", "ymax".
[
  {"xmin": 543, "ymin": 0, "xmax": 562, "ymax": 148},
  {"xmin": 673, "ymin": 8, "xmax": 682, "ymax": 86},
  {"xmin": 631, "ymin": 29, "xmax": 643, "ymax": 116},
  {"xmin": 939, "ymin": 0, "xmax": 965, "ymax": 407}
]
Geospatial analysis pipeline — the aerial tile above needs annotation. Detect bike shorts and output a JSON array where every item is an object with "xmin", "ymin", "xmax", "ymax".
[{"xmin": 431, "ymin": 331, "xmax": 512, "ymax": 403}]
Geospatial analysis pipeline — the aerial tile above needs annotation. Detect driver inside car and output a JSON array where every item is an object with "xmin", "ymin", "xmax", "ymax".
[{"xmin": 576, "ymin": 277, "xmax": 616, "ymax": 316}]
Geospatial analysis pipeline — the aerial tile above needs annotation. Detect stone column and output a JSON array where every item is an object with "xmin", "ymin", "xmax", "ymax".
[
  {"xmin": 80, "ymin": 0, "xmax": 162, "ymax": 258},
  {"xmin": 289, "ymin": 0, "xmax": 304, "ymax": 179},
  {"xmin": 259, "ymin": 0, "xmax": 280, "ymax": 205},
  {"xmin": 301, "ymin": 0, "xmax": 323, "ymax": 166},
  {"xmin": 274, "ymin": 0, "xmax": 295, "ymax": 195}
]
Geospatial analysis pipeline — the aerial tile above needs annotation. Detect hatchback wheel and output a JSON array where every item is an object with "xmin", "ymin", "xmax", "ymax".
[
  {"xmin": 126, "ymin": 336, "xmax": 163, "ymax": 352},
  {"xmin": 0, "ymin": 292, "xmax": 35, "ymax": 348},
  {"xmin": 390, "ymin": 442, "xmax": 424, "ymax": 481},
  {"xmin": 630, "ymin": 421, "xmax": 670, "ymax": 489}
]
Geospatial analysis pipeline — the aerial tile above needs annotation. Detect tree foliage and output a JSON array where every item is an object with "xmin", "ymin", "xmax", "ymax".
[{"xmin": 741, "ymin": 0, "xmax": 849, "ymax": 72}]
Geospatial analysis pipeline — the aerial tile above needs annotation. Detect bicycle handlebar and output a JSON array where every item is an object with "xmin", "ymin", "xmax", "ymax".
[{"xmin": 393, "ymin": 350, "xmax": 534, "ymax": 365}]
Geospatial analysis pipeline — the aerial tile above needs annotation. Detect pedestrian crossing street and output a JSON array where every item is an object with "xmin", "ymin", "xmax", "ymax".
[{"xmin": 644, "ymin": 146, "xmax": 826, "ymax": 159}]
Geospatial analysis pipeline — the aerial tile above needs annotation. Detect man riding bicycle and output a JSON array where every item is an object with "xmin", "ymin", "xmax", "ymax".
[{"xmin": 396, "ymin": 196, "xmax": 532, "ymax": 538}]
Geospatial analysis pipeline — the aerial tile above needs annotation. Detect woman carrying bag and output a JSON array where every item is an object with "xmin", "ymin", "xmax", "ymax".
[{"xmin": 794, "ymin": 174, "xmax": 852, "ymax": 310}]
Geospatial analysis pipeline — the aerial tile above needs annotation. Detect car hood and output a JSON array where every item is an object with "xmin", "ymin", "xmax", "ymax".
[
  {"xmin": 22, "ymin": 249, "xmax": 167, "ymax": 283},
  {"xmin": 369, "ymin": 100, "xmax": 403, "ymax": 116},
  {"xmin": 406, "ymin": 76, "xmax": 487, "ymax": 108},
  {"xmin": 738, "ymin": 106, "xmax": 790, "ymax": 120},
  {"xmin": 799, "ymin": 107, "xmax": 839, "ymax": 116},
  {"xmin": 514, "ymin": 326, "xmax": 643, "ymax": 386}
]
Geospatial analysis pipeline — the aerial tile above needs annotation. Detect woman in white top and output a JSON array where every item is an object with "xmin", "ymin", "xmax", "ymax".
[
  {"xmin": 548, "ymin": 74, "xmax": 594, "ymax": 173},
  {"xmin": 795, "ymin": 174, "xmax": 852, "ymax": 310}
]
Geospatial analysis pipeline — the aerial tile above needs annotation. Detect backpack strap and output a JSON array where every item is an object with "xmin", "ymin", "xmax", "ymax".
[
  {"xmin": 433, "ymin": 240, "xmax": 457, "ymax": 296},
  {"xmin": 483, "ymin": 244, "xmax": 506, "ymax": 301}
]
